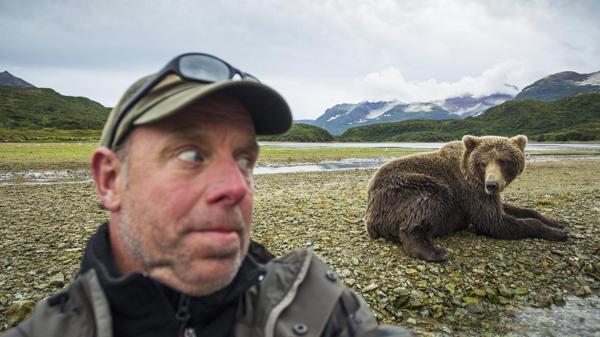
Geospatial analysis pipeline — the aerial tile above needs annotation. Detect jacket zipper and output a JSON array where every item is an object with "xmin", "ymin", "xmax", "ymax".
[{"xmin": 175, "ymin": 294, "xmax": 196, "ymax": 337}]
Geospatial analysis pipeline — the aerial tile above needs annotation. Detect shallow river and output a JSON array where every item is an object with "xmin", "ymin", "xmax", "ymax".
[
  {"xmin": 1, "ymin": 153, "xmax": 598, "ymax": 185},
  {"xmin": 506, "ymin": 295, "xmax": 600, "ymax": 336}
]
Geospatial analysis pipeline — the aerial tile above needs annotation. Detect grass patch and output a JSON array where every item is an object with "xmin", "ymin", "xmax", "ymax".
[
  {"xmin": 0, "ymin": 142, "xmax": 432, "ymax": 172},
  {"xmin": 527, "ymin": 150, "xmax": 600, "ymax": 156},
  {"xmin": 0, "ymin": 142, "xmax": 97, "ymax": 171}
]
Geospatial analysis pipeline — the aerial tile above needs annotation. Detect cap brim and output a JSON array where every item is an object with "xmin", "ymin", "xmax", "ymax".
[{"xmin": 133, "ymin": 80, "xmax": 292, "ymax": 135}]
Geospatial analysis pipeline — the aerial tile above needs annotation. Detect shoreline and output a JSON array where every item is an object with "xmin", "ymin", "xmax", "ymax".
[{"xmin": 1, "ymin": 159, "xmax": 599, "ymax": 335}]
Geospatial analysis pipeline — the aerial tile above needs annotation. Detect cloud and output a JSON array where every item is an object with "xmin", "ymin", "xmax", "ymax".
[
  {"xmin": 353, "ymin": 61, "xmax": 529, "ymax": 102},
  {"xmin": 1, "ymin": 0, "xmax": 599, "ymax": 119}
]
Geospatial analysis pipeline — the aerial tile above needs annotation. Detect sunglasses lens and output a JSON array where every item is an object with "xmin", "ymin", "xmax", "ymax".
[{"xmin": 179, "ymin": 55, "xmax": 230, "ymax": 82}]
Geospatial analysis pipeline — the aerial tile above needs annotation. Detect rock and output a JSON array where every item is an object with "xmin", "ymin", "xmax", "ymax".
[
  {"xmin": 48, "ymin": 272, "xmax": 65, "ymax": 288},
  {"xmin": 463, "ymin": 296, "xmax": 480, "ymax": 304},
  {"xmin": 444, "ymin": 283, "xmax": 455, "ymax": 294},
  {"xmin": 473, "ymin": 288, "xmax": 487, "ymax": 297},
  {"xmin": 394, "ymin": 295, "xmax": 410, "ymax": 309},
  {"xmin": 339, "ymin": 269, "xmax": 352, "ymax": 278},
  {"xmin": 465, "ymin": 299, "xmax": 485, "ymax": 314},
  {"xmin": 410, "ymin": 290, "xmax": 427, "ymax": 300},
  {"xmin": 405, "ymin": 268, "xmax": 418, "ymax": 276},
  {"xmin": 33, "ymin": 283, "xmax": 48, "ymax": 290},
  {"xmin": 487, "ymin": 293, "xmax": 501, "ymax": 304},
  {"xmin": 393, "ymin": 287, "xmax": 409, "ymax": 296},
  {"xmin": 498, "ymin": 296, "xmax": 510, "ymax": 305},
  {"xmin": 363, "ymin": 283, "xmax": 379, "ymax": 292},
  {"xmin": 432, "ymin": 304, "xmax": 444, "ymax": 318},
  {"xmin": 536, "ymin": 294, "xmax": 553, "ymax": 308},
  {"xmin": 345, "ymin": 278, "xmax": 356, "ymax": 286},
  {"xmin": 575, "ymin": 286, "xmax": 592, "ymax": 296},
  {"xmin": 409, "ymin": 300, "xmax": 424, "ymax": 309},
  {"xmin": 514, "ymin": 287, "xmax": 529, "ymax": 296},
  {"xmin": 553, "ymin": 293, "xmax": 566, "ymax": 306},
  {"xmin": 499, "ymin": 285, "xmax": 515, "ymax": 298},
  {"xmin": 452, "ymin": 296, "xmax": 464, "ymax": 307},
  {"xmin": 5, "ymin": 300, "xmax": 35, "ymax": 326}
]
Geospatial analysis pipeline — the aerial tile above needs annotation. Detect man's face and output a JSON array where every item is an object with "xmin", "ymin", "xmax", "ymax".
[{"xmin": 114, "ymin": 96, "xmax": 258, "ymax": 295}]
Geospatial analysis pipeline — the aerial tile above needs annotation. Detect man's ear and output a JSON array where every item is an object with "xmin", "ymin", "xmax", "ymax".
[
  {"xmin": 462, "ymin": 135, "xmax": 479, "ymax": 152},
  {"xmin": 90, "ymin": 147, "xmax": 124, "ymax": 211},
  {"xmin": 511, "ymin": 135, "xmax": 528, "ymax": 152}
]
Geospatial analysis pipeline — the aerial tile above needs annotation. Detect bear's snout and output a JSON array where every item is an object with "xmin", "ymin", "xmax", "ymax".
[{"xmin": 485, "ymin": 161, "xmax": 506, "ymax": 195}]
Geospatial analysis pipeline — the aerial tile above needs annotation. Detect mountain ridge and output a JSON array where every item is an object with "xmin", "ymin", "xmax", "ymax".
[
  {"xmin": 0, "ymin": 71, "xmax": 36, "ymax": 88},
  {"xmin": 339, "ymin": 93, "xmax": 600, "ymax": 142},
  {"xmin": 0, "ymin": 85, "xmax": 110, "ymax": 130},
  {"xmin": 515, "ymin": 71, "xmax": 600, "ymax": 101},
  {"xmin": 304, "ymin": 93, "xmax": 515, "ymax": 134}
]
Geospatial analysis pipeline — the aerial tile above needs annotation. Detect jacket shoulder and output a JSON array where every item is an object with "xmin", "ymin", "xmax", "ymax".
[
  {"xmin": 236, "ymin": 248, "xmax": 416, "ymax": 337},
  {"xmin": 1, "ymin": 270, "xmax": 112, "ymax": 337},
  {"xmin": 273, "ymin": 250, "xmax": 351, "ymax": 337}
]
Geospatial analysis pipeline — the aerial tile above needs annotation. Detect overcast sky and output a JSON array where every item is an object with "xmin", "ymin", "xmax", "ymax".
[{"xmin": 1, "ymin": 0, "xmax": 599, "ymax": 120}]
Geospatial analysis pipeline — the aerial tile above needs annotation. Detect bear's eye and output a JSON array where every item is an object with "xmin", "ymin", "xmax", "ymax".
[{"xmin": 497, "ymin": 159, "xmax": 510, "ymax": 167}]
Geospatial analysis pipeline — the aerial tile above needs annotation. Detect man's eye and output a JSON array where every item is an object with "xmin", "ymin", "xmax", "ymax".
[
  {"xmin": 238, "ymin": 157, "xmax": 253, "ymax": 170},
  {"xmin": 177, "ymin": 150, "xmax": 202, "ymax": 163}
]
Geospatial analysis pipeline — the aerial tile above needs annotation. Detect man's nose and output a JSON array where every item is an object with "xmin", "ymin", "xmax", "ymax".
[{"xmin": 205, "ymin": 158, "xmax": 251, "ymax": 206}]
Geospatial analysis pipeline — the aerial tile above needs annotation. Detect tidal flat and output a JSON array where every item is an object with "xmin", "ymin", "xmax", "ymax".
[{"xmin": 1, "ymin": 156, "xmax": 599, "ymax": 335}]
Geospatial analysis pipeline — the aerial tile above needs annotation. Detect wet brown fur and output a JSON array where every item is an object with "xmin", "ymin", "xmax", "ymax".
[{"xmin": 365, "ymin": 135, "xmax": 568, "ymax": 262}]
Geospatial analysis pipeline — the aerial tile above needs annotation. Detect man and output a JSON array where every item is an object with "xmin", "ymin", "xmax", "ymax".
[{"xmin": 4, "ymin": 53, "xmax": 415, "ymax": 337}]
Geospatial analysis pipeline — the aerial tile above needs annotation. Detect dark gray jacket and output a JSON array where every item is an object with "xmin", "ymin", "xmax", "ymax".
[{"xmin": 3, "ymin": 248, "xmax": 415, "ymax": 337}]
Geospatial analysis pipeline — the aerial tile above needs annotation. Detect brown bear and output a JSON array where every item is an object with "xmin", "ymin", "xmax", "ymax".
[{"xmin": 365, "ymin": 135, "xmax": 568, "ymax": 262}]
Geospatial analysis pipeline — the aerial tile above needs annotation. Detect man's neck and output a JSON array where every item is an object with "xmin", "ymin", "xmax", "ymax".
[{"xmin": 107, "ymin": 220, "xmax": 146, "ymax": 275}]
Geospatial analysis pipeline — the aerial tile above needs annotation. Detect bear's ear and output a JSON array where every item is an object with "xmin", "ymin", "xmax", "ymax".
[
  {"xmin": 511, "ymin": 135, "xmax": 528, "ymax": 152},
  {"xmin": 462, "ymin": 135, "xmax": 479, "ymax": 152}
]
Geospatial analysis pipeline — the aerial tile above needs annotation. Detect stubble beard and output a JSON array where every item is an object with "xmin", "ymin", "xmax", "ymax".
[{"xmin": 116, "ymin": 203, "xmax": 247, "ymax": 296}]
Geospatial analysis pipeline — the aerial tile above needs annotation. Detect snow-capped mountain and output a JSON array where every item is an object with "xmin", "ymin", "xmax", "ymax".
[
  {"xmin": 436, "ymin": 93, "xmax": 514, "ymax": 117},
  {"xmin": 515, "ymin": 71, "xmax": 600, "ymax": 101},
  {"xmin": 306, "ymin": 93, "xmax": 514, "ymax": 135}
]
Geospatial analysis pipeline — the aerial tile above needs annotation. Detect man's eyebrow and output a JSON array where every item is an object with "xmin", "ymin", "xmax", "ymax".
[{"xmin": 235, "ymin": 139, "xmax": 260, "ymax": 159}]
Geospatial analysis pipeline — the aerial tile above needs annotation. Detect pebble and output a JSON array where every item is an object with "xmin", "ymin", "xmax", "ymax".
[
  {"xmin": 4, "ymin": 300, "xmax": 34, "ymax": 326},
  {"xmin": 363, "ymin": 283, "xmax": 379, "ymax": 292}
]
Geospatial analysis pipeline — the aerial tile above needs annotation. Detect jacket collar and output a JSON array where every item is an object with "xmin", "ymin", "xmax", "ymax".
[{"xmin": 80, "ymin": 222, "xmax": 264, "ymax": 336}]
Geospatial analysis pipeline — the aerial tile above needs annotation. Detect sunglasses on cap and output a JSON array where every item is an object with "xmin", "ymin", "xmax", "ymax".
[{"xmin": 106, "ymin": 52, "xmax": 259, "ymax": 148}]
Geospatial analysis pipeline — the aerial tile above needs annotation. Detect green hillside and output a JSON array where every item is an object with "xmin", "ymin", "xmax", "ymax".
[
  {"xmin": 0, "ymin": 85, "xmax": 110, "ymax": 130},
  {"xmin": 340, "ymin": 93, "xmax": 600, "ymax": 142},
  {"xmin": 514, "ymin": 71, "xmax": 600, "ymax": 101},
  {"xmin": 258, "ymin": 123, "xmax": 334, "ymax": 142}
]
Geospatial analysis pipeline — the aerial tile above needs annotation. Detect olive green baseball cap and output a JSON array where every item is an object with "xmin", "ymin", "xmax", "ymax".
[{"xmin": 100, "ymin": 74, "xmax": 292, "ymax": 149}]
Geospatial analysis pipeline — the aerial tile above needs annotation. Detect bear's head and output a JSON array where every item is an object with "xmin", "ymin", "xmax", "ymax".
[{"xmin": 461, "ymin": 135, "xmax": 527, "ymax": 195}]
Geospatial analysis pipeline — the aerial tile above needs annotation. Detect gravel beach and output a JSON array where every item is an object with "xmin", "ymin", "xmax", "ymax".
[{"xmin": 1, "ymin": 159, "xmax": 599, "ymax": 336}]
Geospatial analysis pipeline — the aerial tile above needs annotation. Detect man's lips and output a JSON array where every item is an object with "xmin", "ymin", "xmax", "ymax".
[{"xmin": 186, "ymin": 226, "xmax": 241, "ymax": 242}]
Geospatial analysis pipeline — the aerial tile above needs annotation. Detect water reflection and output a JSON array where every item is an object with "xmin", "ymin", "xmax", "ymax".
[
  {"xmin": 507, "ymin": 296, "xmax": 600, "ymax": 336},
  {"xmin": 254, "ymin": 158, "xmax": 388, "ymax": 175}
]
